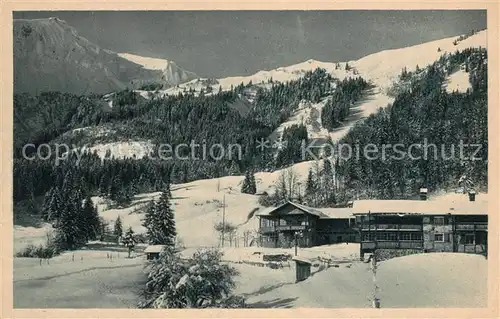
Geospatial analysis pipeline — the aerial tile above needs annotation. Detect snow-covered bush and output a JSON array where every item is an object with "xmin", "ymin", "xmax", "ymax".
[{"xmin": 140, "ymin": 248, "xmax": 245, "ymax": 308}]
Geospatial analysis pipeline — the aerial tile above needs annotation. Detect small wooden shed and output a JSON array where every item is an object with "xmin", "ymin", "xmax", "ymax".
[
  {"xmin": 144, "ymin": 245, "xmax": 166, "ymax": 260},
  {"xmin": 292, "ymin": 257, "xmax": 312, "ymax": 283}
]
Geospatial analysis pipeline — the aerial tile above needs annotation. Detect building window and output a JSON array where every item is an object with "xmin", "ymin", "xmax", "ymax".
[
  {"xmin": 400, "ymin": 232, "xmax": 411, "ymax": 241},
  {"xmin": 411, "ymin": 233, "xmax": 422, "ymax": 241},
  {"xmin": 434, "ymin": 233, "xmax": 444, "ymax": 242},
  {"xmin": 362, "ymin": 233, "xmax": 375, "ymax": 241},
  {"xmin": 465, "ymin": 234, "xmax": 475, "ymax": 244},
  {"xmin": 376, "ymin": 232, "xmax": 388, "ymax": 241},
  {"xmin": 262, "ymin": 219, "xmax": 275, "ymax": 227},
  {"xmin": 387, "ymin": 232, "xmax": 397, "ymax": 241},
  {"xmin": 434, "ymin": 217, "xmax": 445, "ymax": 226}
]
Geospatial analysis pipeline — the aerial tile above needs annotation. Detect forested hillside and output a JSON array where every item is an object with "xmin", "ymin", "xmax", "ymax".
[
  {"xmin": 302, "ymin": 47, "xmax": 487, "ymax": 206},
  {"xmin": 13, "ymin": 47, "xmax": 488, "ymax": 216},
  {"xmin": 13, "ymin": 69, "xmax": 344, "ymax": 204}
]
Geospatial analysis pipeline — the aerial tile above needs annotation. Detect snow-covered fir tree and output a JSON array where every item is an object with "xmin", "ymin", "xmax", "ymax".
[
  {"xmin": 143, "ymin": 189, "xmax": 177, "ymax": 246},
  {"xmin": 241, "ymin": 169, "xmax": 256, "ymax": 194},
  {"xmin": 113, "ymin": 216, "xmax": 123, "ymax": 241},
  {"xmin": 121, "ymin": 226, "xmax": 136, "ymax": 258}
]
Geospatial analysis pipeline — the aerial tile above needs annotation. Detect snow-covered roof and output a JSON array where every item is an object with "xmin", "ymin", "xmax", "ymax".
[
  {"xmin": 144, "ymin": 245, "xmax": 166, "ymax": 253},
  {"xmin": 256, "ymin": 201, "xmax": 353, "ymax": 219},
  {"xmin": 292, "ymin": 256, "xmax": 312, "ymax": 264},
  {"xmin": 352, "ymin": 194, "xmax": 488, "ymax": 216}
]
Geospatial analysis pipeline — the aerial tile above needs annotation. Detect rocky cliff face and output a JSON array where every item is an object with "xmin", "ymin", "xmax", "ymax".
[{"xmin": 14, "ymin": 18, "xmax": 197, "ymax": 95}]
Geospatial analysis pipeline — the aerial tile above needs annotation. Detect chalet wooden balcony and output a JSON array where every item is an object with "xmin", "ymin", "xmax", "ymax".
[
  {"xmin": 361, "ymin": 240, "xmax": 423, "ymax": 250},
  {"xmin": 260, "ymin": 225, "xmax": 306, "ymax": 233},
  {"xmin": 361, "ymin": 224, "xmax": 422, "ymax": 231},
  {"xmin": 275, "ymin": 225, "xmax": 306, "ymax": 231},
  {"xmin": 260, "ymin": 226, "xmax": 275, "ymax": 234}
]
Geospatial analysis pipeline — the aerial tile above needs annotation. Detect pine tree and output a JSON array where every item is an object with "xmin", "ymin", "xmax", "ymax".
[
  {"xmin": 228, "ymin": 161, "xmax": 240, "ymax": 176},
  {"xmin": 109, "ymin": 175, "xmax": 122, "ymax": 202},
  {"xmin": 143, "ymin": 190, "xmax": 176, "ymax": 246},
  {"xmin": 114, "ymin": 216, "xmax": 123, "ymax": 242},
  {"xmin": 249, "ymin": 171, "xmax": 257, "ymax": 194},
  {"xmin": 40, "ymin": 187, "xmax": 54, "ymax": 221},
  {"xmin": 98, "ymin": 173, "xmax": 110, "ymax": 197},
  {"xmin": 241, "ymin": 170, "xmax": 252, "ymax": 194},
  {"xmin": 54, "ymin": 193, "xmax": 86, "ymax": 250},
  {"xmin": 82, "ymin": 195, "xmax": 100, "ymax": 241},
  {"xmin": 305, "ymin": 168, "xmax": 317, "ymax": 205},
  {"xmin": 121, "ymin": 226, "xmax": 136, "ymax": 258},
  {"xmin": 41, "ymin": 186, "xmax": 63, "ymax": 222}
]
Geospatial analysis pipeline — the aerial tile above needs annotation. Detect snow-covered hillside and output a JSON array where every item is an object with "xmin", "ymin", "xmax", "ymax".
[
  {"xmin": 157, "ymin": 60, "xmax": 354, "ymax": 97},
  {"xmin": 352, "ymin": 30, "xmax": 486, "ymax": 90},
  {"xmin": 65, "ymin": 30, "xmax": 487, "ymax": 169},
  {"xmin": 86, "ymin": 141, "xmax": 155, "ymax": 159},
  {"xmin": 445, "ymin": 69, "xmax": 472, "ymax": 93},
  {"xmin": 153, "ymin": 30, "xmax": 486, "ymax": 150},
  {"xmin": 271, "ymin": 30, "xmax": 487, "ymax": 145}
]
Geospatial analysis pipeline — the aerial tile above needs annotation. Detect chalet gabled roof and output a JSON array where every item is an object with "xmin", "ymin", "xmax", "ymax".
[
  {"xmin": 144, "ymin": 245, "xmax": 166, "ymax": 253},
  {"xmin": 255, "ymin": 201, "xmax": 353, "ymax": 219}
]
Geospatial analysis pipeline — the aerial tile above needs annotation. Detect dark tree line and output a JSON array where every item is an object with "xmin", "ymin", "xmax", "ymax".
[
  {"xmin": 40, "ymin": 168, "xmax": 101, "ymax": 251},
  {"xmin": 275, "ymin": 124, "xmax": 310, "ymax": 168},
  {"xmin": 321, "ymin": 77, "xmax": 371, "ymax": 130}
]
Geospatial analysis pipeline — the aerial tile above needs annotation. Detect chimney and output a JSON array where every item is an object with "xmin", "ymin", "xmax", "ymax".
[
  {"xmin": 347, "ymin": 200, "xmax": 354, "ymax": 208},
  {"xmin": 468, "ymin": 190, "xmax": 476, "ymax": 202},
  {"xmin": 419, "ymin": 188, "xmax": 428, "ymax": 201}
]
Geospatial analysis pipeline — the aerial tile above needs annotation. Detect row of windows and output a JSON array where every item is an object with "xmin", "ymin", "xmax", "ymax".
[
  {"xmin": 260, "ymin": 218, "xmax": 309, "ymax": 227},
  {"xmin": 362, "ymin": 232, "xmax": 423, "ymax": 241},
  {"xmin": 363, "ymin": 232, "xmax": 477, "ymax": 244},
  {"xmin": 427, "ymin": 216, "xmax": 451, "ymax": 226},
  {"xmin": 357, "ymin": 216, "xmax": 453, "ymax": 225}
]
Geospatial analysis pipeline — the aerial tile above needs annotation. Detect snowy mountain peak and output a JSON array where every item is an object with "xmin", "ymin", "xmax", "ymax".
[{"xmin": 118, "ymin": 53, "xmax": 171, "ymax": 70}]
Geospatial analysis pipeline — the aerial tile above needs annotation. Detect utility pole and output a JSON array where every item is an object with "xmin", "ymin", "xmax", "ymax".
[
  {"xmin": 372, "ymin": 250, "xmax": 380, "ymax": 308},
  {"xmin": 221, "ymin": 193, "xmax": 226, "ymax": 248}
]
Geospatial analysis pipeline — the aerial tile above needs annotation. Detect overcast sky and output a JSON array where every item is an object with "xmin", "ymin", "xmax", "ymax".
[{"xmin": 14, "ymin": 11, "xmax": 487, "ymax": 78}]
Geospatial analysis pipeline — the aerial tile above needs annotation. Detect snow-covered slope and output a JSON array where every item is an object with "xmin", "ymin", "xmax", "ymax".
[
  {"xmin": 445, "ymin": 69, "xmax": 472, "ymax": 93},
  {"xmin": 160, "ymin": 60, "xmax": 354, "ymax": 97},
  {"xmin": 14, "ymin": 18, "xmax": 196, "ymax": 94},
  {"xmin": 92, "ymin": 163, "xmax": 313, "ymax": 248},
  {"xmin": 86, "ymin": 141, "xmax": 155, "ymax": 159}
]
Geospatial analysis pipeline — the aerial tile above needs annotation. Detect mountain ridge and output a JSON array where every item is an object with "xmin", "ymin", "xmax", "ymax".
[{"xmin": 14, "ymin": 18, "xmax": 197, "ymax": 94}]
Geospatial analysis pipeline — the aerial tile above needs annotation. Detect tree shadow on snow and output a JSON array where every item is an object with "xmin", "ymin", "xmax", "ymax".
[{"xmin": 241, "ymin": 281, "xmax": 295, "ymax": 298}]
